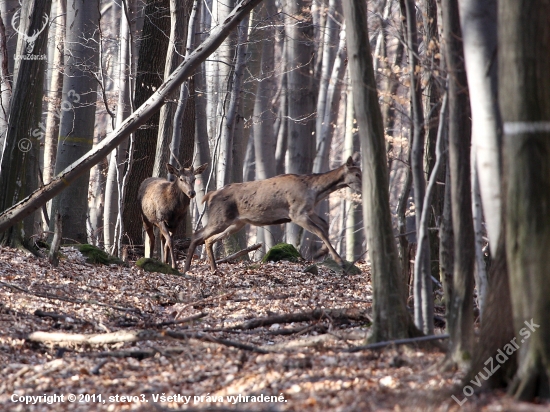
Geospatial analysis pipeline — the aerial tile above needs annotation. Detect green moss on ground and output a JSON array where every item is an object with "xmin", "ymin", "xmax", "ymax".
[
  {"xmin": 135, "ymin": 258, "xmax": 185, "ymax": 276},
  {"xmin": 72, "ymin": 244, "xmax": 126, "ymax": 266},
  {"xmin": 262, "ymin": 243, "xmax": 302, "ymax": 263}
]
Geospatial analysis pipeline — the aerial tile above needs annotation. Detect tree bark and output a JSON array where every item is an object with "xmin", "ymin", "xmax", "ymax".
[
  {"xmin": 0, "ymin": 0, "xmax": 51, "ymax": 247},
  {"xmin": 458, "ymin": 0, "xmax": 502, "ymax": 248},
  {"xmin": 284, "ymin": 0, "xmax": 316, "ymax": 247},
  {"xmin": 50, "ymin": 0, "xmax": 100, "ymax": 243},
  {"xmin": 343, "ymin": 0, "xmax": 420, "ymax": 342},
  {"xmin": 500, "ymin": 0, "xmax": 550, "ymax": 400},
  {"xmin": 400, "ymin": 0, "xmax": 431, "ymax": 335},
  {"xmin": 122, "ymin": 0, "xmax": 170, "ymax": 247},
  {"xmin": 441, "ymin": 0, "xmax": 475, "ymax": 367}
]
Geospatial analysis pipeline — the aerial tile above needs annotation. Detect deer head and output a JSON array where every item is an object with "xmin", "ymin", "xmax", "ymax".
[
  {"xmin": 343, "ymin": 156, "xmax": 362, "ymax": 192},
  {"xmin": 166, "ymin": 163, "xmax": 208, "ymax": 199}
]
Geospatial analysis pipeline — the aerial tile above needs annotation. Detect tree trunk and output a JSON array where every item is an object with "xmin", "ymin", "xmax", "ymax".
[
  {"xmin": 50, "ymin": 0, "xmax": 99, "ymax": 243},
  {"xmin": 400, "ymin": 0, "xmax": 431, "ymax": 335},
  {"xmin": 0, "ymin": 11, "xmax": 12, "ymax": 154},
  {"xmin": 344, "ymin": 80, "xmax": 363, "ymax": 261},
  {"xmin": 122, "ymin": 0, "xmax": 170, "ymax": 247},
  {"xmin": 152, "ymin": 0, "xmax": 190, "ymax": 178},
  {"xmin": 441, "ymin": 0, "xmax": 475, "ymax": 367},
  {"xmin": 343, "ymin": 0, "xmax": 420, "ymax": 342},
  {"xmin": 252, "ymin": 0, "xmax": 281, "ymax": 252},
  {"xmin": 458, "ymin": 0, "xmax": 502, "ymax": 249},
  {"xmin": 104, "ymin": 0, "xmax": 133, "ymax": 254},
  {"xmin": 0, "ymin": 0, "xmax": 51, "ymax": 247},
  {"xmin": 500, "ymin": 0, "xmax": 550, "ymax": 400},
  {"xmin": 284, "ymin": 0, "xmax": 316, "ymax": 247}
]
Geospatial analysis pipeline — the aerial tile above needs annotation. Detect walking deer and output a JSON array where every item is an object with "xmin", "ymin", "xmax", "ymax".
[
  {"xmin": 139, "ymin": 162, "xmax": 208, "ymax": 269},
  {"xmin": 183, "ymin": 156, "xmax": 362, "ymax": 273}
]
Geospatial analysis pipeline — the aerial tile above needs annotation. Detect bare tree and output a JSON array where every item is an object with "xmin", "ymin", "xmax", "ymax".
[{"xmin": 343, "ymin": 0, "xmax": 420, "ymax": 342}]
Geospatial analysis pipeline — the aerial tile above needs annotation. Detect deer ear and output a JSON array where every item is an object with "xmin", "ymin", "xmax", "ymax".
[
  {"xmin": 166, "ymin": 163, "xmax": 178, "ymax": 175},
  {"xmin": 352, "ymin": 152, "xmax": 361, "ymax": 165},
  {"xmin": 346, "ymin": 156, "xmax": 354, "ymax": 167},
  {"xmin": 194, "ymin": 163, "xmax": 208, "ymax": 175}
]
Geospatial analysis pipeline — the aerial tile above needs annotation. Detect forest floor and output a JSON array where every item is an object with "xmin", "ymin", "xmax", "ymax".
[{"xmin": 0, "ymin": 246, "xmax": 547, "ymax": 412}]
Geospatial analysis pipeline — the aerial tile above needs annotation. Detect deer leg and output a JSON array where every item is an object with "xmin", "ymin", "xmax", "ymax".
[
  {"xmin": 143, "ymin": 221, "xmax": 155, "ymax": 259},
  {"xmin": 183, "ymin": 227, "xmax": 208, "ymax": 273},
  {"xmin": 204, "ymin": 221, "xmax": 246, "ymax": 271},
  {"xmin": 158, "ymin": 221, "xmax": 176, "ymax": 268},
  {"xmin": 294, "ymin": 214, "xmax": 344, "ymax": 266}
]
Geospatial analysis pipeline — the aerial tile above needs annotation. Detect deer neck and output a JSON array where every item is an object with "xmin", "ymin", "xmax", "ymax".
[
  {"xmin": 311, "ymin": 166, "xmax": 346, "ymax": 202},
  {"xmin": 169, "ymin": 181, "xmax": 187, "ymax": 203}
]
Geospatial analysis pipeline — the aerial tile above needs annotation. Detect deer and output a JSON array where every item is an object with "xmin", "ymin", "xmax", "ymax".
[
  {"xmin": 183, "ymin": 156, "xmax": 362, "ymax": 274},
  {"xmin": 139, "ymin": 162, "xmax": 208, "ymax": 269}
]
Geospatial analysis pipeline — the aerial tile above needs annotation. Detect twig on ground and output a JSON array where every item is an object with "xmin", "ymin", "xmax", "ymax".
[
  {"xmin": 0, "ymin": 281, "xmax": 142, "ymax": 314},
  {"xmin": 215, "ymin": 243, "xmax": 262, "ymax": 264},
  {"xmin": 148, "ymin": 312, "xmax": 208, "ymax": 327},
  {"xmin": 223, "ymin": 308, "xmax": 370, "ymax": 331},
  {"xmin": 343, "ymin": 334, "xmax": 450, "ymax": 353}
]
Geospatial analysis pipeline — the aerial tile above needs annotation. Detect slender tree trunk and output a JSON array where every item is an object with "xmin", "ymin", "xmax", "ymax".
[
  {"xmin": 441, "ymin": 0, "xmax": 475, "ymax": 367},
  {"xmin": 219, "ymin": 17, "xmax": 249, "ymax": 256},
  {"xmin": 500, "ymin": 0, "xmax": 550, "ymax": 400},
  {"xmin": 343, "ymin": 82, "xmax": 363, "ymax": 261},
  {"xmin": 343, "ymin": 0, "xmax": 420, "ymax": 342},
  {"xmin": 43, "ymin": 0, "xmax": 65, "ymax": 183},
  {"xmin": 104, "ymin": 0, "xmax": 133, "ymax": 253},
  {"xmin": 152, "ymin": 0, "xmax": 189, "ymax": 178},
  {"xmin": 0, "ymin": 12, "xmax": 12, "ymax": 154},
  {"xmin": 400, "ymin": 0, "xmax": 432, "ymax": 335}
]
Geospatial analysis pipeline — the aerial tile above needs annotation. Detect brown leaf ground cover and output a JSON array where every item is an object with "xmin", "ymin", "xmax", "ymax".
[{"xmin": 0, "ymin": 246, "xmax": 545, "ymax": 411}]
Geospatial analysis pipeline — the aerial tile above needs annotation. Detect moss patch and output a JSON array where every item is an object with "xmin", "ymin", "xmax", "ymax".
[
  {"xmin": 262, "ymin": 243, "xmax": 302, "ymax": 263},
  {"xmin": 72, "ymin": 244, "xmax": 126, "ymax": 266},
  {"xmin": 135, "ymin": 258, "xmax": 186, "ymax": 277},
  {"xmin": 320, "ymin": 258, "xmax": 361, "ymax": 275}
]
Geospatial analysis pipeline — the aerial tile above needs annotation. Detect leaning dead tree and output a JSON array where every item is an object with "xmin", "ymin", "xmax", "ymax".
[{"xmin": 0, "ymin": 0, "xmax": 264, "ymax": 234}]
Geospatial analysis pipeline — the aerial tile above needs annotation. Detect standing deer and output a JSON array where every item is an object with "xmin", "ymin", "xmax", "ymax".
[
  {"xmin": 139, "ymin": 163, "xmax": 208, "ymax": 268},
  {"xmin": 183, "ymin": 156, "xmax": 362, "ymax": 273}
]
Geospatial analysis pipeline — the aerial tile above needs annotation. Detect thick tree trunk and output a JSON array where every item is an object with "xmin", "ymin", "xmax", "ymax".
[
  {"xmin": 0, "ymin": 0, "xmax": 51, "ymax": 247},
  {"xmin": 343, "ymin": 0, "xmax": 420, "ymax": 342},
  {"xmin": 284, "ymin": 0, "xmax": 316, "ymax": 247},
  {"xmin": 50, "ymin": 0, "xmax": 99, "ymax": 243},
  {"xmin": 500, "ymin": 0, "xmax": 550, "ymax": 400},
  {"xmin": 121, "ymin": 0, "xmax": 170, "ymax": 247},
  {"xmin": 252, "ymin": 0, "xmax": 281, "ymax": 251},
  {"xmin": 441, "ymin": 0, "xmax": 475, "ymax": 367},
  {"xmin": 458, "ymin": 0, "xmax": 502, "ymax": 249}
]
